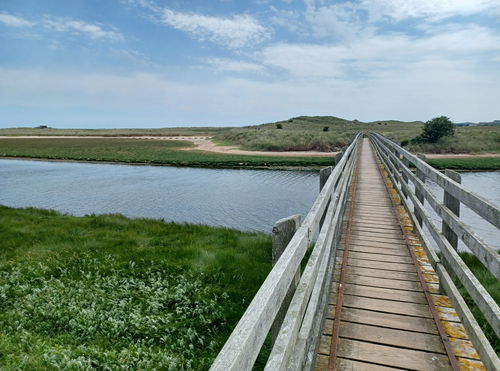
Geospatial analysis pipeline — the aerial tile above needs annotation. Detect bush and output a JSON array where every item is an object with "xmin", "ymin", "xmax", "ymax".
[
  {"xmin": 276, "ymin": 123, "xmax": 283, "ymax": 129},
  {"xmin": 420, "ymin": 116, "xmax": 455, "ymax": 143},
  {"xmin": 400, "ymin": 139, "xmax": 409, "ymax": 147},
  {"xmin": 323, "ymin": 127, "xmax": 329, "ymax": 132}
]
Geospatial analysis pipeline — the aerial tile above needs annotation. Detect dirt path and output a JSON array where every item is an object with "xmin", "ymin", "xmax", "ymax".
[{"xmin": 0, "ymin": 135, "xmax": 336, "ymax": 158}]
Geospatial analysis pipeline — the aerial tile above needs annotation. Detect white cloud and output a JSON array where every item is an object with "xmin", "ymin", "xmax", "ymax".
[
  {"xmin": 360, "ymin": 0, "xmax": 500, "ymax": 22},
  {"xmin": 305, "ymin": 2, "xmax": 373, "ymax": 41},
  {"xmin": 269, "ymin": 7, "xmax": 301, "ymax": 33},
  {"xmin": 43, "ymin": 19, "xmax": 122, "ymax": 41},
  {"xmin": 259, "ymin": 25, "xmax": 500, "ymax": 79},
  {"xmin": 0, "ymin": 12, "xmax": 34, "ymax": 27},
  {"xmin": 159, "ymin": 9, "xmax": 271, "ymax": 49},
  {"xmin": 206, "ymin": 58, "xmax": 265, "ymax": 73},
  {"xmin": 0, "ymin": 11, "xmax": 122, "ymax": 41}
]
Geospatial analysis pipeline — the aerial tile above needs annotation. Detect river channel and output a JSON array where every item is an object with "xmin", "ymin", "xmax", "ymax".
[{"xmin": 0, "ymin": 159, "xmax": 498, "ymax": 251}]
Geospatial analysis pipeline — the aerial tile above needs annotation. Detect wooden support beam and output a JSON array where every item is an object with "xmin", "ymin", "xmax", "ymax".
[
  {"xmin": 271, "ymin": 215, "xmax": 301, "ymax": 344},
  {"xmin": 442, "ymin": 170, "xmax": 461, "ymax": 250},
  {"xmin": 415, "ymin": 153, "xmax": 426, "ymax": 226},
  {"xmin": 320, "ymin": 166, "xmax": 333, "ymax": 192}
]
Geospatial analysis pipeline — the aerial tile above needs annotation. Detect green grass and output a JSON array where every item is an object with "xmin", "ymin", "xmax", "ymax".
[
  {"xmin": 0, "ymin": 138, "xmax": 334, "ymax": 168},
  {"xmin": 0, "ymin": 127, "xmax": 225, "ymax": 137},
  {"xmin": 407, "ymin": 126, "xmax": 500, "ymax": 154},
  {"xmin": 0, "ymin": 205, "xmax": 272, "ymax": 370},
  {"xmin": 428, "ymin": 157, "xmax": 500, "ymax": 171},
  {"xmin": 216, "ymin": 116, "xmax": 500, "ymax": 154},
  {"xmin": 216, "ymin": 116, "xmax": 423, "ymax": 152},
  {"xmin": 457, "ymin": 253, "xmax": 500, "ymax": 353}
]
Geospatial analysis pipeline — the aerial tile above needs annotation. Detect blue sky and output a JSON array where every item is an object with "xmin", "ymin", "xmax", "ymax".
[{"xmin": 1, "ymin": 0, "xmax": 500, "ymax": 128}]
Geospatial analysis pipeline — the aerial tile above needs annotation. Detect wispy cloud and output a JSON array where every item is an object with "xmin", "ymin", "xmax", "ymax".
[
  {"xmin": 0, "ymin": 12, "xmax": 34, "ymax": 27},
  {"xmin": 359, "ymin": 0, "xmax": 500, "ymax": 22},
  {"xmin": 0, "ymin": 11, "xmax": 122, "ymax": 41},
  {"xmin": 259, "ymin": 25, "xmax": 500, "ymax": 79},
  {"xmin": 159, "ymin": 9, "xmax": 271, "ymax": 49},
  {"xmin": 205, "ymin": 58, "xmax": 264, "ymax": 73},
  {"xmin": 43, "ymin": 19, "xmax": 122, "ymax": 41}
]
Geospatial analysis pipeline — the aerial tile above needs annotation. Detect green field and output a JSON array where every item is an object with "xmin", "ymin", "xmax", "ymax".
[
  {"xmin": 428, "ymin": 157, "xmax": 500, "ymax": 171},
  {"xmin": 0, "ymin": 205, "xmax": 497, "ymax": 368},
  {"xmin": 2, "ymin": 116, "xmax": 499, "ymax": 155},
  {"xmin": 217, "ymin": 116, "xmax": 500, "ymax": 154},
  {"xmin": 454, "ymin": 253, "xmax": 500, "ymax": 353},
  {"xmin": 1, "ymin": 116, "xmax": 499, "ymax": 169},
  {"xmin": 0, "ymin": 138, "xmax": 334, "ymax": 169},
  {"xmin": 0, "ymin": 206, "xmax": 272, "ymax": 370}
]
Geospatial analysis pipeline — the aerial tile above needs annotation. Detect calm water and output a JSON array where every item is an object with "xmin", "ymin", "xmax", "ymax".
[
  {"xmin": 424, "ymin": 171, "xmax": 500, "ymax": 252},
  {"xmin": 0, "ymin": 160, "xmax": 498, "ymax": 248},
  {"xmin": 0, "ymin": 159, "xmax": 319, "ymax": 233}
]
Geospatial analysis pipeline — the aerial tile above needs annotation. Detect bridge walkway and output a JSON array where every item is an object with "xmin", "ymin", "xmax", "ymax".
[{"xmin": 314, "ymin": 139, "xmax": 484, "ymax": 370}]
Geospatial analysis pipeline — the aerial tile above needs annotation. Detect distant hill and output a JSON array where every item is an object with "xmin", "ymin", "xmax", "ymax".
[{"xmin": 454, "ymin": 120, "xmax": 500, "ymax": 127}]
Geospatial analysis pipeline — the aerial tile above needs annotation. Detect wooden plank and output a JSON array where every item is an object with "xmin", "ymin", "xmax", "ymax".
[
  {"xmin": 347, "ymin": 250, "xmax": 413, "ymax": 264},
  {"xmin": 351, "ymin": 232, "xmax": 405, "ymax": 243},
  {"xmin": 336, "ymin": 358, "xmax": 400, "ymax": 370},
  {"xmin": 350, "ymin": 237, "xmax": 407, "ymax": 248},
  {"xmin": 337, "ymin": 338, "xmax": 452, "ymax": 370},
  {"xmin": 339, "ymin": 321, "xmax": 445, "ymax": 354},
  {"xmin": 350, "ymin": 228, "xmax": 403, "ymax": 240},
  {"xmin": 338, "ymin": 307, "xmax": 438, "ymax": 334},
  {"xmin": 346, "ymin": 244, "xmax": 409, "ymax": 256},
  {"xmin": 354, "ymin": 211, "xmax": 397, "ymax": 219},
  {"xmin": 344, "ymin": 283, "xmax": 426, "ymax": 304},
  {"xmin": 352, "ymin": 219, "xmax": 405, "ymax": 228},
  {"xmin": 344, "ymin": 274, "xmax": 422, "ymax": 292},
  {"xmin": 348, "ymin": 258, "xmax": 416, "ymax": 273},
  {"xmin": 314, "ymin": 351, "xmax": 402, "ymax": 371},
  {"xmin": 343, "ymin": 295, "xmax": 433, "ymax": 318},
  {"xmin": 351, "ymin": 223, "xmax": 401, "ymax": 232},
  {"xmin": 343, "ymin": 265, "xmax": 418, "ymax": 281}
]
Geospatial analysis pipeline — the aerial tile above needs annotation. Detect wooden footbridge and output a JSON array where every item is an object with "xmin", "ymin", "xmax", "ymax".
[{"xmin": 211, "ymin": 133, "xmax": 499, "ymax": 370}]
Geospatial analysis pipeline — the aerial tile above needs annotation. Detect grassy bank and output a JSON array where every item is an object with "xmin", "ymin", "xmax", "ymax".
[
  {"xmin": 0, "ymin": 206, "xmax": 272, "ymax": 370},
  {"xmin": 4, "ymin": 116, "xmax": 499, "ymax": 155},
  {"xmin": 457, "ymin": 253, "xmax": 499, "ymax": 353},
  {"xmin": 0, "ymin": 127, "xmax": 225, "ymax": 137},
  {"xmin": 0, "ymin": 138, "xmax": 334, "ymax": 169},
  {"xmin": 217, "ymin": 116, "xmax": 422, "ymax": 152},
  {"xmin": 217, "ymin": 116, "xmax": 500, "ymax": 154},
  {"xmin": 428, "ymin": 157, "xmax": 500, "ymax": 171}
]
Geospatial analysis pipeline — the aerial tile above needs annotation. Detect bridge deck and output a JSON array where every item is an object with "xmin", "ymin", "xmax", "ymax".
[{"xmin": 314, "ymin": 139, "xmax": 484, "ymax": 370}]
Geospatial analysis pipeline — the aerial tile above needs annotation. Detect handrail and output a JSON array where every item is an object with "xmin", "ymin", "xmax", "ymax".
[
  {"xmin": 210, "ymin": 133, "xmax": 362, "ymax": 371},
  {"xmin": 369, "ymin": 132, "xmax": 500, "ymax": 371}
]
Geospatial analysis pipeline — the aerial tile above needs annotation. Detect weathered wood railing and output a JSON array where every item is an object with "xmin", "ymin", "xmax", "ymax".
[
  {"xmin": 370, "ymin": 132, "xmax": 500, "ymax": 370},
  {"xmin": 210, "ymin": 133, "xmax": 362, "ymax": 371}
]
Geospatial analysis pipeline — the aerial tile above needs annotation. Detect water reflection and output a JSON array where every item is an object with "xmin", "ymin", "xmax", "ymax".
[
  {"xmin": 0, "ymin": 159, "xmax": 319, "ymax": 233},
  {"xmin": 422, "ymin": 171, "xmax": 500, "ymax": 252}
]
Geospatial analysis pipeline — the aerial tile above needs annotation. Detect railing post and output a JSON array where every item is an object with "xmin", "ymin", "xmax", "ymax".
[
  {"xmin": 271, "ymin": 214, "xmax": 301, "ymax": 344},
  {"xmin": 415, "ymin": 153, "xmax": 426, "ymax": 226},
  {"xmin": 319, "ymin": 166, "xmax": 333, "ymax": 229},
  {"xmin": 442, "ymin": 169, "xmax": 461, "ymax": 250},
  {"xmin": 319, "ymin": 166, "xmax": 333, "ymax": 192},
  {"xmin": 401, "ymin": 157, "xmax": 410, "ymax": 200},
  {"xmin": 335, "ymin": 151, "xmax": 343, "ymax": 165},
  {"xmin": 392, "ymin": 148, "xmax": 400, "ymax": 184}
]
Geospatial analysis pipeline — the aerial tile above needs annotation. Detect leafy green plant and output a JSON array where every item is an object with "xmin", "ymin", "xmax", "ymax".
[{"xmin": 417, "ymin": 116, "xmax": 455, "ymax": 143}]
